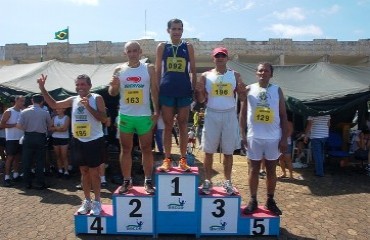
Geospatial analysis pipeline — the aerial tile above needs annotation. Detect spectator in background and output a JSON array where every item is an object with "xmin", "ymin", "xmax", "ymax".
[
  {"xmin": 154, "ymin": 113, "xmax": 165, "ymax": 155},
  {"xmin": 17, "ymin": 95, "xmax": 52, "ymax": 189},
  {"xmin": 0, "ymin": 96, "xmax": 25, "ymax": 187},
  {"xmin": 0, "ymin": 103, "xmax": 7, "ymax": 166},
  {"xmin": 50, "ymin": 108, "xmax": 71, "ymax": 178},
  {"xmin": 304, "ymin": 115, "xmax": 330, "ymax": 177},
  {"xmin": 100, "ymin": 108, "xmax": 111, "ymax": 187},
  {"xmin": 279, "ymin": 112, "xmax": 294, "ymax": 179},
  {"xmin": 193, "ymin": 108, "xmax": 205, "ymax": 147}
]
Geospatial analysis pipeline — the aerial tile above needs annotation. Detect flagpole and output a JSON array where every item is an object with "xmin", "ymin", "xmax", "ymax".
[
  {"xmin": 145, "ymin": 10, "xmax": 147, "ymax": 38},
  {"xmin": 67, "ymin": 26, "xmax": 69, "ymax": 44}
]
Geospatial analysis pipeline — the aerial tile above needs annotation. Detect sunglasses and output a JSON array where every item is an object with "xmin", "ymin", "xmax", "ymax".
[{"xmin": 214, "ymin": 53, "xmax": 227, "ymax": 58}]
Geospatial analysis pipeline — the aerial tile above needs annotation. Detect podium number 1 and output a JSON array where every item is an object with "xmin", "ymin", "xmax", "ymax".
[
  {"xmin": 129, "ymin": 199, "xmax": 142, "ymax": 218},
  {"xmin": 212, "ymin": 199, "xmax": 225, "ymax": 218},
  {"xmin": 171, "ymin": 177, "xmax": 182, "ymax": 196}
]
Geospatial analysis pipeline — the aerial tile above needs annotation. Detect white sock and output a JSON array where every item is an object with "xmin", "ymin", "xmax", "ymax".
[
  {"xmin": 13, "ymin": 172, "xmax": 19, "ymax": 178},
  {"xmin": 100, "ymin": 176, "xmax": 106, "ymax": 182},
  {"xmin": 5, "ymin": 175, "xmax": 10, "ymax": 180},
  {"xmin": 59, "ymin": 169, "xmax": 63, "ymax": 173},
  {"xmin": 64, "ymin": 170, "xmax": 69, "ymax": 175}
]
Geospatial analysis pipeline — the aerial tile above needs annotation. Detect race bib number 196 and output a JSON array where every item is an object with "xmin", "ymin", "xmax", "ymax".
[{"xmin": 211, "ymin": 83, "xmax": 233, "ymax": 97}]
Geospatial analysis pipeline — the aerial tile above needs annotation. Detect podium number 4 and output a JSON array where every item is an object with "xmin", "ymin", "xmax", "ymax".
[{"xmin": 90, "ymin": 217, "xmax": 104, "ymax": 234}]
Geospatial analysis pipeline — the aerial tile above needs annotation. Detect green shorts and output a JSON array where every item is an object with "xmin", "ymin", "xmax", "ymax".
[{"xmin": 118, "ymin": 114, "xmax": 154, "ymax": 135}]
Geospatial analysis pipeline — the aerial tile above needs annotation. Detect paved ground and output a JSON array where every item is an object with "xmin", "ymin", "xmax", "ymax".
[{"xmin": 0, "ymin": 142, "xmax": 369, "ymax": 240}]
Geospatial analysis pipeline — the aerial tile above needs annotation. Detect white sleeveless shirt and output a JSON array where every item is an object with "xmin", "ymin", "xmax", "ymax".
[
  {"xmin": 247, "ymin": 83, "xmax": 281, "ymax": 139},
  {"xmin": 118, "ymin": 62, "xmax": 151, "ymax": 116},
  {"xmin": 5, "ymin": 107, "xmax": 24, "ymax": 140},
  {"xmin": 52, "ymin": 115, "xmax": 70, "ymax": 139},
  {"xmin": 71, "ymin": 93, "xmax": 103, "ymax": 142},
  {"xmin": 204, "ymin": 69, "xmax": 237, "ymax": 111}
]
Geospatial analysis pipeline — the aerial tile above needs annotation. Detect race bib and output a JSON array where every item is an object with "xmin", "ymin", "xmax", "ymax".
[
  {"xmin": 254, "ymin": 107, "xmax": 274, "ymax": 123},
  {"xmin": 211, "ymin": 83, "xmax": 233, "ymax": 97},
  {"xmin": 166, "ymin": 57, "xmax": 186, "ymax": 72},
  {"xmin": 74, "ymin": 123, "xmax": 91, "ymax": 138},
  {"xmin": 123, "ymin": 89, "xmax": 143, "ymax": 105}
]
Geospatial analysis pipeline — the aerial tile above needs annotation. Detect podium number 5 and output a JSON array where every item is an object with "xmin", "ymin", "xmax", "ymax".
[
  {"xmin": 212, "ymin": 199, "xmax": 225, "ymax": 218},
  {"xmin": 251, "ymin": 219, "xmax": 267, "ymax": 235}
]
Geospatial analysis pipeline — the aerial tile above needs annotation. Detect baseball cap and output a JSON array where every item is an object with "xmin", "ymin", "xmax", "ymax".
[{"xmin": 212, "ymin": 47, "xmax": 228, "ymax": 56}]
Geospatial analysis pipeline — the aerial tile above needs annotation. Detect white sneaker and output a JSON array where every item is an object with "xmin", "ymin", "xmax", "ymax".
[
  {"xmin": 77, "ymin": 199, "xmax": 91, "ymax": 215},
  {"xmin": 90, "ymin": 200, "xmax": 102, "ymax": 216},
  {"xmin": 201, "ymin": 180, "xmax": 213, "ymax": 195},
  {"xmin": 223, "ymin": 180, "xmax": 235, "ymax": 195}
]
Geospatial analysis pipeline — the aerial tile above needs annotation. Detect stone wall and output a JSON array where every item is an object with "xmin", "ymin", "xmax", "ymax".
[{"xmin": 1, "ymin": 38, "xmax": 370, "ymax": 66}]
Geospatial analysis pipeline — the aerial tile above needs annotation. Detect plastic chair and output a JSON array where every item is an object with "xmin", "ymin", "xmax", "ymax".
[{"xmin": 326, "ymin": 131, "xmax": 350, "ymax": 160}]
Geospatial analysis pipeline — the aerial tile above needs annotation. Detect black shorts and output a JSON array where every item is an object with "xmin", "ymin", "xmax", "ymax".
[
  {"xmin": 0, "ymin": 137, "xmax": 5, "ymax": 147},
  {"xmin": 6, "ymin": 140, "xmax": 22, "ymax": 155},
  {"xmin": 52, "ymin": 137, "xmax": 70, "ymax": 146},
  {"xmin": 72, "ymin": 137, "xmax": 104, "ymax": 168}
]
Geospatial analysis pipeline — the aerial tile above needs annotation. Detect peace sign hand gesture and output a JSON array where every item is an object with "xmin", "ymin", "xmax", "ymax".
[{"xmin": 37, "ymin": 74, "xmax": 48, "ymax": 89}]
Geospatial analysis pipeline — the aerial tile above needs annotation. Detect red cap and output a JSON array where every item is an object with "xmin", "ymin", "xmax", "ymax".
[{"xmin": 212, "ymin": 47, "xmax": 228, "ymax": 56}]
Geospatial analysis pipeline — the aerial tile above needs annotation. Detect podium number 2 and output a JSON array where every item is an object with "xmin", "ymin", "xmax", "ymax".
[
  {"xmin": 171, "ymin": 177, "xmax": 182, "ymax": 196},
  {"xmin": 90, "ymin": 217, "xmax": 104, "ymax": 234},
  {"xmin": 129, "ymin": 199, "xmax": 142, "ymax": 217},
  {"xmin": 251, "ymin": 219, "xmax": 267, "ymax": 235},
  {"xmin": 212, "ymin": 199, "xmax": 225, "ymax": 218}
]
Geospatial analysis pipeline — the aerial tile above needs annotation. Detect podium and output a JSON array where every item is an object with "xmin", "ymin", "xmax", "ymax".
[{"xmin": 74, "ymin": 166, "xmax": 280, "ymax": 237}]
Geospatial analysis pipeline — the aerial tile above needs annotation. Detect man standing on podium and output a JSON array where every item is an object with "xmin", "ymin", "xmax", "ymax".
[
  {"xmin": 195, "ymin": 47, "xmax": 246, "ymax": 196},
  {"xmin": 109, "ymin": 41, "xmax": 159, "ymax": 195},
  {"xmin": 38, "ymin": 73, "xmax": 107, "ymax": 216},
  {"xmin": 239, "ymin": 62, "xmax": 288, "ymax": 216}
]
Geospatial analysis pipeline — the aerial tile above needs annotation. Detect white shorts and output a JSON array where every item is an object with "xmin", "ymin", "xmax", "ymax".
[
  {"xmin": 247, "ymin": 138, "xmax": 281, "ymax": 160},
  {"xmin": 201, "ymin": 108, "xmax": 240, "ymax": 155}
]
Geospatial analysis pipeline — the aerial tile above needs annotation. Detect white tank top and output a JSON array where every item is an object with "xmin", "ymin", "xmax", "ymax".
[
  {"xmin": 204, "ymin": 69, "xmax": 237, "ymax": 111},
  {"xmin": 5, "ymin": 107, "xmax": 24, "ymax": 140},
  {"xmin": 118, "ymin": 62, "xmax": 151, "ymax": 116},
  {"xmin": 247, "ymin": 83, "xmax": 281, "ymax": 139},
  {"xmin": 71, "ymin": 93, "xmax": 103, "ymax": 142},
  {"xmin": 52, "ymin": 115, "xmax": 70, "ymax": 139}
]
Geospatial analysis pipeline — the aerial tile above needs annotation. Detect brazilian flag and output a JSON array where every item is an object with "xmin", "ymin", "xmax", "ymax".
[{"xmin": 54, "ymin": 28, "xmax": 69, "ymax": 40}]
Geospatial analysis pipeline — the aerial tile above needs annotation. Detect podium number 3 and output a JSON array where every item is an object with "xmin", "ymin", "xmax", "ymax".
[
  {"xmin": 129, "ymin": 199, "xmax": 142, "ymax": 218},
  {"xmin": 252, "ymin": 219, "xmax": 266, "ymax": 235},
  {"xmin": 90, "ymin": 217, "xmax": 104, "ymax": 234},
  {"xmin": 171, "ymin": 177, "xmax": 182, "ymax": 196},
  {"xmin": 212, "ymin": 199, "xmax": 225, "ymax": 218}
]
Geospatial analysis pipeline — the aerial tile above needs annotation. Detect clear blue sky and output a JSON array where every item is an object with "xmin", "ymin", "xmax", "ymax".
[{"xmin": 1, "ymin": 0, "xmax": 369, "ymax": 46}]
